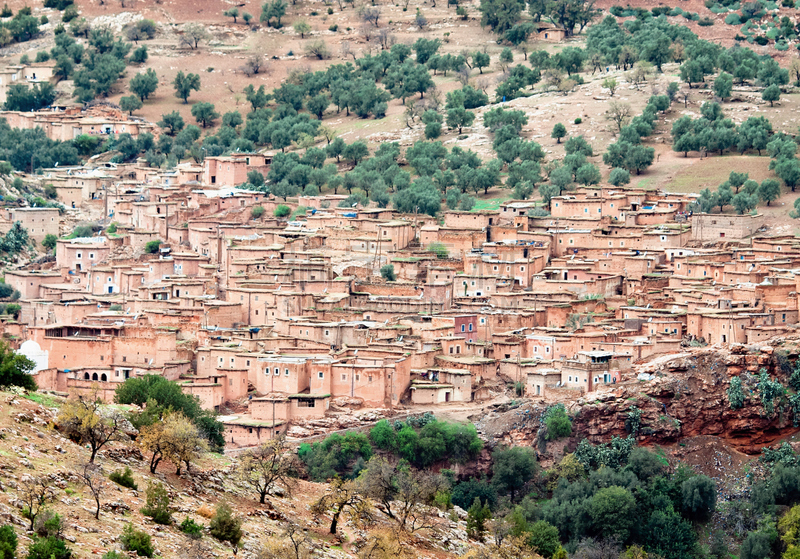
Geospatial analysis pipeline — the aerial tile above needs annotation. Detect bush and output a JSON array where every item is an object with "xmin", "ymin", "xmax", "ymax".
[
  {"xmin": 369, "ymin": 419, "xmax": 398, "ymax": 451},
  {"xmin": 26, "ymin": 536, "xmax": 71, "ymax": 559},
  {"xmin": 725, "ymin": 12, "xmax": 742, "ymax": 24},
  {"xmin": 109, "ymin": 467, "xmax": 137, "ymax": 490},
  {"xmin": 209, "ymin": 502, "xmax": 242, "ymax": 546},
  {"xmin": 120, "ymin": 523, "xmax": 154, "ymax": 558},
  {"xmin": 0, "ymin": 525, "xmax": 17, "ymax": 559},
  {"xmin": 298, "ymin": 431, "xmax": 373, "ymax": 481},
  {"xmin": 141, "ymin": 482, "xmax": 172, "ymax": 525},
  {"xmin": 428, "ymin": 242, "xmax": 448, "ymax": 259},
  {"xmin": 380, "ymin": 264, "xmax": 396, "ymax": 281},
  {"xmin": 34, "ymin": 510, "xmax": 63, "ymax": 539},
  {"xmin": 545, "ymin": 406, "xmax": 572, "ymax": 440},
  {"xmin": 72, "ymin": 224, "xmax": 93, "ymax": 238},
  {"xmin": 61, "ymin": 4, "xmax": 78, "ymax": 22},
  {"xmin": 179, "ymin": 517, "xmax": 204, "ymax": 539},
  {"xmin": 574, "ymin": 117, "xmax": 582, "ymax": 124},
  {"xmin": 251, "ymin": 205, "xmax": 265, "ymax": 219},
  {"xmin": 452, "ymin": 477, "xmax": 498, "ymax": 510},
  {"xmin": 144, "ymin": 240, "xmax": 161, "ymax": 254},
  {"xmin": 698, "ymin": 16, "xmax": 715, "ymax": 25},
  {"xmin": 274, "ymin": 205, "xmax": 291, "ymax": 218}
]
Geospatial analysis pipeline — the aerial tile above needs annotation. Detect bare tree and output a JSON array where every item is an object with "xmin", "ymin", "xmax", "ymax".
[
  {"xmin": 319, "ymin": 125, "xmax": 337, "ymax": 145},
  {"xmin": 572, "ymin": 537, "xmax": 621, "ymax": 559},
  {"xmin": 680, "ymin": 89, "xmax": 691, "ymax": 107},
  {"xmin": 542, "ymin": 67, "xmax": 563, "ymax": 91},
  {"xmin": 311, "ymin": 477, "xmax": 373, "ymax": 535},
  {"xmin": 357, "ymin": 457, "xmax": 446, "ymax": 532},
  {"xmin": 179, "ymin": 23, "xmax": 210, "ymax": 50},
  {"xmin": 606, "ymin": 100, "xmax": 632, "ymax": 132},
  {"xmin": 19, "ymin": 475, "xmax": 54, "ymax": 531},
  {"xmin": 305, "ymin": 40, "xmax": 332, "ymax": 60},
  {"xmin": 362, "ymin": 7, "xmax": 381, "ymax": 26},
  {"xmin": 341, "ymin": 41, "xmax": 356, "ymax": 60},
  {"xmin": 241, "ymin": 55, "xmax": 267, "ymax": 77},
  {"xmin": 79, "ymin": 463, "xmax": 106, "ymax": 520},
  {"xmin": 456, "ymin": 65, "xmax": 471, "ymax": 86},
  {"xmin": 238, "ymin": 438, "xmax": 297, "ymax": 504},
  {"xmin": 258, "ymin": 524, "xmax": 315, "ymax": 559},
  {"xmin": 360, "ymin": 24, "xmax": 374, "ymax": 42},
  {"xmin": 57, "ymin": 387, "xmax": 127, "ymax": 463},
  {"xmin": 403, "ymin": 99, "xmax": 421, "ymax": 128},
  {"xmin": 475, "ymin": 77, "xmax": 491, "ymax": 93},
  {"xmin": 376, "ymin": 28, "xmax": 395, "ymax": 50}
]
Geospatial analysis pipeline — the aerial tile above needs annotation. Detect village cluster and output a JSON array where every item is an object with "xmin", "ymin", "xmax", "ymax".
[{"xmin": 0, "ymin": 101, "xmax": 794, "ymax": 449}]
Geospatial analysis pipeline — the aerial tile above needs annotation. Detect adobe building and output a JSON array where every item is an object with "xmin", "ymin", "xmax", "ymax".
[{"xmin": 5, "ymin": 208, "xmax": 59, "ymax": 241}]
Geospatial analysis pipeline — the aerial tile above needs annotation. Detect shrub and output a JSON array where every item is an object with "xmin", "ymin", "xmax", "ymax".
[
  {"xmin": 72, "ymin": 224, "xmax": 93, "ymax": 238},
  {"xmin": 329, "ymin": 24, "xmax": 338, "ymax": 31},
  {"xmin": 725, "ymin": 12, "xmax": 742, "ymax": 24},
  {"xmin": 545, "ymin": 406, "xmax": 572, "ymax": 440},
  {"xmin": 209, "ymin": 502, "xmax": 242, "ymax": 546},
  {"xmin": 120, "ymin": 523, "xmax": 154, "ymax": 558},
  {"xmin": 698, "ymin": 16, "xmax": 715, "ymax": 26},
  {"xmin": 105, "ymin": 222, "xmax": 117, "ymax": 234},
  {"xmin": 34, "ymin": 510, "xmax": 63, "ymax": 539},
  {"xmin": 428, "ymin": 242, "xmax": 448, "ymax": 259},
  {"xmin": 0, "ymin": 525, "xmax": 17, "ymax": 559},
  {"xmin": 26, "ymin": 536, "xmax": 71, "ymax": 559},
  {"xmin": 179, "ymin": 517, "xmax": 204, "ymax": 539},
  {"xmin": 196, "ymin": 504, "xmax": 215, "ymax": 519},
  {"xmin": 61, "ymin": 5, "xmax": 78, "ymax": 22},
  {"xmin": 144, "ymin": 240, "xmax": 161, "ymax": 254},
  {"xmin": 102, "ymin": 552, "xmax": 124, "ymax": 559},
  {"xmin": 251, "ymin": 205, "xmax": 265, "ymax": 219},
  {"xmin": 141, "ymin": 482, "xmax": 172, "ymax": 525},
  {"xmin": 380, "ymin": 264, "xmax": 396, "ymax": 281},
  {"xmin": 574, "ymin": 117, "xmax": 582, "ymax": 124},
  {"xmin": 274, "ymin": 205, "xmax": 291, "ymax": 218},
  {"xmin": 109, "ymin": 467, "xmax": 137, "ymax": 490},
  {"xmin": 370, "ymin": 419, "xmax": 398, "ymax": 451}
]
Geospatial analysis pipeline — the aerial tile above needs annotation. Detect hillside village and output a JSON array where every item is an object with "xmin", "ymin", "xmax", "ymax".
[
  {"xmin": 6, "ymin": 0, "xmax": 800, "ymax": 557},
  {"xmin": 0, "ymin": 127, "xmax": 796, "ymax": 447}
]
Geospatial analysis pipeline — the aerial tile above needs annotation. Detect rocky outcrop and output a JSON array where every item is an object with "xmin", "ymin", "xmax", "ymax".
[{"xmin": 570, "ymin": 346, "xmax": 797, "ymax": 454}]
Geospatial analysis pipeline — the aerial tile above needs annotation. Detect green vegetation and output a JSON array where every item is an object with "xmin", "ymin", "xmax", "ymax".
[
  {"xmin": 0, "ymin": 525, "xmax": 17, "ymax": 559},
  {"xmin": 274, "ymin": 205, "xmax": 291, "ymax": 218},
  {"xmin": 298, "ymin": 431, "xmax": 373, "ymax": 481},
  {"xmin": 115, "ymin": 374, "xmax": 225, "ymax": 451},
  {"xmin": 544, "ymin": 404, "xmax": 572, "ymax": 440},
  {"xmin": 109, "ymin": 467, "xmax": 137, "ymax": 490},
  {"xmin": 0, "ymin": 341, "xmax": 36, "ymax": 390},
  {"xmin": 140, "ymin": 481, "xmax": 172, "ymax": 525},
  {"xmin": 380, "ymin": 264, "xmax": 396, "ymax": 281},
  {"xmin": 428, "ymin": 242, "xmax": 448, "ymax": 259},
  {"xmin": 209, "ymin": 502, "xmax": 242, "ymax": 546},
  {"xmin": 179, "ymin": 517, "xmax": 204, "ymax": 539},
  {"xmin": 144, "ymin": 240, "xmax": 161, "ymax": 254},
  {"xmin": 120, "ymin": 523, "xmax": 154, "ymax": 557}
]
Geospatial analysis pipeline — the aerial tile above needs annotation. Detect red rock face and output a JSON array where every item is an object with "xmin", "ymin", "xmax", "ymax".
[{"xmin": 569, "ymin": 348, "xmax": 798, "ymax": 455}]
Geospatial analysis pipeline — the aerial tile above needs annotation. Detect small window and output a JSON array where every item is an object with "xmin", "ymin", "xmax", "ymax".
[
  {"xmin": 342, "ymin": 374, "xmax": 347, "ymax": 381},
  {"xmin": 318, "ymin": 371, "xmax": 324, "ymax": 378},
  {"xmin": 285, "ymin": 368, "xmax": 290, "ymax": 376},
  {"xmin": 461, "ymin": 325, "xmax": 465, "ymax": 332},
  {"xmin": 274, "ymin": 367, "xmax": 279, "ymax": 376}
]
